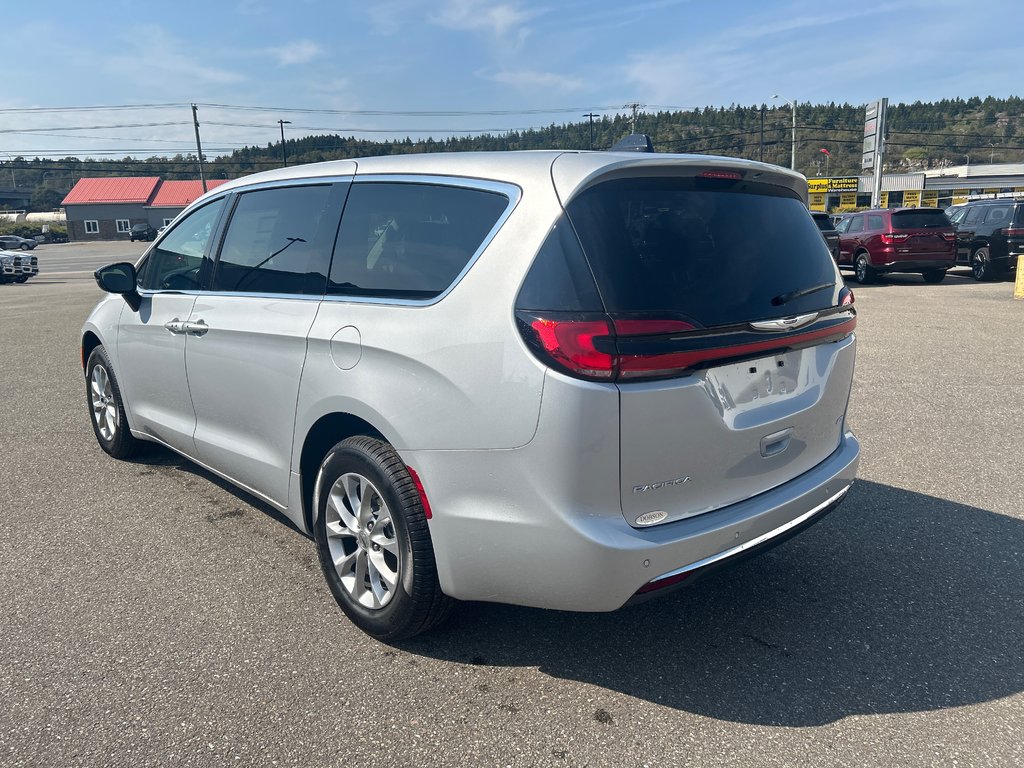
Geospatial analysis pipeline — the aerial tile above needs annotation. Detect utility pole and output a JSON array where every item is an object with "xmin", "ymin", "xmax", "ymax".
[
  {"xmin": 759, "ymin": 105, "xmax": 765, "ymax": 162},
  {"xmin": 583, "ymin": 113, "xmax": 598, "ymax": 150},
  {"xmin": 191, "ymin": 104, "xmax": 207, "ymax": 193},
  {"xmin": 278, "ymin": 119, "xmax": 292, "ymax": 167},
  {"xmin": 624, "ymin": 103, "xmax": 644, "ymax": 134}
]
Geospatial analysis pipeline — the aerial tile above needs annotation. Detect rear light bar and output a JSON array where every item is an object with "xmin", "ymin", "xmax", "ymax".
[
  {"xmin": 697, "ymin": 170, "xmax": 743, "ymax": 181},
  {"xmin": 517, "ymin": 309, "xmax": 856, "ymax": 383},
  {"xmin": 1001, "ymin": 228, "xmax": 1024, "ymax": 237}
]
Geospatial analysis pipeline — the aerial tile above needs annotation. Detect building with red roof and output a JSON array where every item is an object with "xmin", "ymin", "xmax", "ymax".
[{"xmin": 62, "ymin": 177, "xmax": 228, "ymax": 241}]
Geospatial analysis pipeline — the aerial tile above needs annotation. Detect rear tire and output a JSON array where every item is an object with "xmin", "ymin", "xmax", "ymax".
[
  {"xmin": 855, "ymin": 253, "xmax": 877, "ymax": 284},
  {"xmin": 86, "ymin": 346, "xmax": 144, "ymax": 459},
  {"xmin": 922, "ymin": 269, "xmax": 947, "ymax": 284},
  {"xmin": 313, "ymin": 436, "xmax": 454, "ymax": 641}
]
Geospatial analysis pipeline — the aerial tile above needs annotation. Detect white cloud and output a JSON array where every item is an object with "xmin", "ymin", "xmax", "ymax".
[
  {"xmin": 102, "ymin": 25, "xmax": 245, "ymax": 87},
  {"xmin": 431, "ymin": 0, "xmax": 535, "ymax": 39},
  {"xmin": 267, "ymin": 39, "xmax": 324, "ymax": 66},
  {"xmin": 479, "ymin": 68, "xmax": 584, "ymax": 92}
]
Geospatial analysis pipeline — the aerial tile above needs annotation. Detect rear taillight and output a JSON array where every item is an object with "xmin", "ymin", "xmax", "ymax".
[
  {"xmin": 880, "ymin": 232, "xmax": 910, "ymax": 244},
  {"xmin": 942, "ymin": 232, "xmax": 957, "ymax": 241},
  {"xmin": 839, "ymin": 286, "xmax": 855, "ymax": 306},
  {"xmin": 517, "ymin": 309, "xmax": 855, "ymax": 383},
  {"xmin": 1001, "ymin": 227, "xmax": 1024, "ymax": 237}
]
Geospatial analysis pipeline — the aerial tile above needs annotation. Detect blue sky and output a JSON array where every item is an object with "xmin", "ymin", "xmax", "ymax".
[{"xmin": 2, "ymin": 0, "xmax": 1020, "ymax": 159}]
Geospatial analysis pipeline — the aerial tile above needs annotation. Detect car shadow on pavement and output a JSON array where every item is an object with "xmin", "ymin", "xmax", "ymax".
[{"xmin": 401, "ymin": 480, "xmax": 1023, "ymax": 727}]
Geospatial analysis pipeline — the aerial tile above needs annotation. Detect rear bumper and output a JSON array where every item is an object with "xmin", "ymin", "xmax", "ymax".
[
  {"xmin": 876, "ymin": 258, "xmax": 955, "ymax": 272},
  {"xmin": 412, "ymin": 430, "xmax": 860, "ymax": 612}
]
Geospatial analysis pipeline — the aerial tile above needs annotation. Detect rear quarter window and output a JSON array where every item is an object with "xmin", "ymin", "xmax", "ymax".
[
  {"xmin": 328, "ymin": 182, "xmax": 508, "ymax": 300},
  {"xmin": 564, "ymin": 177, "xmax": 840, "ymax": 328}
]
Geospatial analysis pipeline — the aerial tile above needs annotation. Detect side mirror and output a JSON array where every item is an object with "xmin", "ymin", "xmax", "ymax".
[{"xmin": 95, "ymin": 262, "xmax": 141, "ymax": 311}]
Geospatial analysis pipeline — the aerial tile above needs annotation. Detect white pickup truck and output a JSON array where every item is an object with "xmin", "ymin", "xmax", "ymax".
[{"xmin": 0, "ymin": 249, "xmax": 38, "ymax": 283}]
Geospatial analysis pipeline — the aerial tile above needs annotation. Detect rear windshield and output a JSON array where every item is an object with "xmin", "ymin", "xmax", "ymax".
[
  {"xmin": 564, "ymin": 177, "xmax": 839, "ymax": 327},
  {"xmin": 891, "ymin": 209, "xmax": 950, "ymax": 229},
  {"xmin": 811, "ymin": 214, "xmax": 835, "ymax": 232}
]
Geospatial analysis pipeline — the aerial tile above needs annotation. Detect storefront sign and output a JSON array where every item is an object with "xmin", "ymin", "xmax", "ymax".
[
  {"xmin": 921, "ymin": 191, "xmax": 939, "ymax": 208},
  {"xmin": 952, "ymin": 189, "xmax": 969, "ymax": 204},
  {"xmin": 808, "ymin": 193, "xmax": 826, "ymax": 211},
  {"xmin": 839, "ymin": 192, "xmax": 857, "ymax": 209},
  {"xmin": 807, "ymin": 177, "xmax": 859, "ymax": 194},
  {"xmin": 903, "ymin": 190, "xmax": 921, "ymax": 208}
]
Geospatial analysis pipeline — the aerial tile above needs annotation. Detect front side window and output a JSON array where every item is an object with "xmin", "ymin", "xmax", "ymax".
[
  {"xmin": 138, "ymin": 197, "xmax": 227, "ymax": 291},
  {"xmin": 212, "ymin": 184, "xmax": 341, "ymax": 296},
  {"xmin": 835, "ymin": 217, "xmax": 851, "ymax": 234},
  {"xmin": 84, "ymin": 220, "xmax": 99, "ymax": 234},
  {"xmin": 963, "ymin": 206, "xmax": 984, "ymax": 226},
  {"xmin": 328, "ymin": 182, "xmax": 508, "ymax": 299},
  {"xmin": 116, "ymin": 219, "xmax": 131, "ymax": 233}
]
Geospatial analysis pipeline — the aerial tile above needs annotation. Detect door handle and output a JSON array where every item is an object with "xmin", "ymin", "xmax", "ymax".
[
  {"xmin": 163, "ymin": 319, "xmax": 187, "ymax": 334},
  {"xmin": 184, "ymin": 319, "xmax": 208, "ymax": 336}
]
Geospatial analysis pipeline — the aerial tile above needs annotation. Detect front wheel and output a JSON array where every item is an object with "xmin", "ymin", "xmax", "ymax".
[
  {"xmin": 313, "ymin": 436, "xmax": 454, "ymax": 641},
  {"xmin": 855, "ymin": 253, "xmax": 877, "ymax": 284},
  {"xmin": 86, "ymin": 346, "xmax": 144, "ymax": 459},
  {"xmin": 922, "ymin": 269, "xmax": 947, "ymax": 284}
]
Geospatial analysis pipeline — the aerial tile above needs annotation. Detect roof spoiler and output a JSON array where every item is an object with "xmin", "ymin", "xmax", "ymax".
[{"xmin": 609, "ymin": 134, "xmax": 654, "ymax": 153}]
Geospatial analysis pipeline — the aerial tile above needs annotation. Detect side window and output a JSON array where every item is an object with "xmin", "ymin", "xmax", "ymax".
[
  {"xmin": 835, "ymin": 218, "xmax": 851, "ymax": 234},
  {"xmin": 848, "ymin": 216, "xmax": 865, "ymax": 234},
  {"xmin": 963, "ymin": 206, "xmax": 984, "ymax": 226},
  {"xmin": 212, "ymin": 184, "xmax": 341, "ymax": 296},
  {"xmin": 138, "ymin": 197, "xmax": 226, "ymax": 291},
  {"xmin": 866, "ymin": 214, "xmax": 884, "ymax": 230},
  {"xmin": 328, "ymin": 182, "xmax": 508, "ymax": 299},
  {"xmin": 983, "ymin": 205, "xmax": 1011, "ymax": 226}
]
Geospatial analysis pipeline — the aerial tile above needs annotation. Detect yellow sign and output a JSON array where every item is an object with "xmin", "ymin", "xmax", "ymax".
[
  {"xmin": 807, "ymin": 177, "xmax": 860, "ymax": 194},
  {"xmin": 903, "ymin": 190, "xmax": 922, "ymax": 208},
  {"xmin": 984, "ymin": 188, "xmax": 1000, "ymax": 195},
  {"xmin": 922, "ymin": 191, "xmax": 939, "ymax": 208},
  {"xmin": 1016, "ymin": 257, "xmax": 1024, "ymax": 299},
  {"xmin": 953, "ymin": 189, "xmax": 968, "ymax": 204},
  {"xmin": 808, "ymin": 193, "xmax": 826, "ymax": 211},
  {"xmin": 880, "ymin": 192, "xmax": 889, "ymax": 208},
  {"xmin": 839, "ymin": 192, "xmax": 857, "ymax": 208}
]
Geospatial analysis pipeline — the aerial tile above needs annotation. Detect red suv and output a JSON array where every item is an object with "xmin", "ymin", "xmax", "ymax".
[{"xmin": 835, "ymin": 208, "xmax": 956, "ymax": 284}]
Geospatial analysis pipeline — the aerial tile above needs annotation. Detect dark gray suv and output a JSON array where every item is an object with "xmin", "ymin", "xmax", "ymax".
[{"xmin": 952, "ymin": 199, "xmax": 1023, "ymax": 281}]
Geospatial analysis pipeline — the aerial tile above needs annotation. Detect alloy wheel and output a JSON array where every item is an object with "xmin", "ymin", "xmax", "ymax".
[
  {"xmin": 324, "ymin": 472, "xmax": 401, "ymax": 609},
  {"xmin": 90, "ymin": 364, "xmax": 118, "ymax": 441}
]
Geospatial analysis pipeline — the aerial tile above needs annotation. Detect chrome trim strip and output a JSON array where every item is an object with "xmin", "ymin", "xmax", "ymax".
[{"xmin": 645, "ymin": 484, "xmax": 851, "ymax": 586}]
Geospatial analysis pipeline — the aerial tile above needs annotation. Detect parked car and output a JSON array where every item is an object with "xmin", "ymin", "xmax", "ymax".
[
  {"xmin": 82, "ymin": 152, "xmax": 860, "ymax": 640},
  {"xmin": 946, "ymin": 204, "xmax": 967, "ymax": 225},
  {"xmin": 834, "ymin": 207, "xmax": 956, "ymax": 283},
  {"xmin": 811, "ymin": 211, "xmax": 840, "ymax": 261},
  {"xmin": 129, "ymin": 223, "xmax": 157, "ymax": 242},
  {"xmin": 0, "ymin": 249, "xmax": 38, "ymax": 283},
  {"xmin": 951, "ymin": 198, "xmax": 1023, "ymax": 281},
  {"xmin": 0, "ymin": 234, "xmax": 37, "ymax": 250}
]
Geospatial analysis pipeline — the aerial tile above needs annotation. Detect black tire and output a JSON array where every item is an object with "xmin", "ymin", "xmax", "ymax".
[
  {"xmin": 970, "ymin": 246, "xmax": 1003, "ymax": 282},
  {"xmin": 19, "ymin": 243, "xmax": 29, "ymax": 250},
  {"xmin": 313, "ymin": 436, "xmax": 454, "ymax": 641},
  {"xmin": 922, "ymin": 269, "xmax": 947, "ymax": 284},
  {"xmin": 85, "ymin": 345, "xmax": 144, "ymax": 460},
  {"xmin": 14, "ymin": 276, "xmax": 28, "ymax": 283},
  {"xmin": 855, "ymin": 253, "xmax": 877, "ymax": 284}
]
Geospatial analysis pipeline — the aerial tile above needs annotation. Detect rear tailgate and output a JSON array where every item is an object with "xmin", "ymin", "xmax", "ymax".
[
  {"xmin": 560, "ymin": 167, "xmax": 857, "ymax": 527},
  {"xmin": 890, "ymin": 208, "xmax": 955, "ymax": 261}
]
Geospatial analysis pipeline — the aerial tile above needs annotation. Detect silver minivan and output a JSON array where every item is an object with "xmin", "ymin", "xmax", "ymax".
[{"xmin": 83, "ymin": 152, "xmax": 860, "ymax": 639}]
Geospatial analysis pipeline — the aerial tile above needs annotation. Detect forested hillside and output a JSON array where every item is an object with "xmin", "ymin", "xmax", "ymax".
[{"xmin": 8, "ymin": 96, "xmax": 1024, "ymax": 211}]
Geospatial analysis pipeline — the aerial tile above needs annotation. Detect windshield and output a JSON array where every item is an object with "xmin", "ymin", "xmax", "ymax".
[{"xmin": 564, "ymin": 177, "xmax": 840, "ymax": 328}]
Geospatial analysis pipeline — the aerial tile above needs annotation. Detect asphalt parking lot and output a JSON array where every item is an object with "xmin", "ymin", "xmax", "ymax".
[{"xmin": 1, "ymin": 246, "xmax": 1022, "ymax": 767}]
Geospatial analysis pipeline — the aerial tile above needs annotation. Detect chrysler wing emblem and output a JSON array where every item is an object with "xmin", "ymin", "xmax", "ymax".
[{"xmin": 749, "ymin": 312, "xmax": 818, "ymax": 332}]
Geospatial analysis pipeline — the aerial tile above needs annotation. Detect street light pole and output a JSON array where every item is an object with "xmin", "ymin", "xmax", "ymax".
[
  {"xmin": 771, "ymin": 94, "xmax": 796, "ymax": 171},
  {"xmin": 278, "ymin": 119, "xmax": 292, "ymax": 167}
]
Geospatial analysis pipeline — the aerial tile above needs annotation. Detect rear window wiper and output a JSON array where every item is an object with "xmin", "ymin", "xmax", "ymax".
[{"xmin": 771, "ymin": 282, "xmax": 833, "ymax": 306}]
